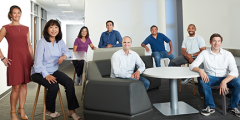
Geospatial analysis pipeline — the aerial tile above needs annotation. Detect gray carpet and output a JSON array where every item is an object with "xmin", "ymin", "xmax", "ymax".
[{"xmin": 0, "ymin": 60, "xmax": 240, "ymax": 120}]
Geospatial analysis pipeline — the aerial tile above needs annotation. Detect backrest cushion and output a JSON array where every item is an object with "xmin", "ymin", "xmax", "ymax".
[{"xmin": 95, "ymin": 59, "xmax": 111, "ymax": 77}]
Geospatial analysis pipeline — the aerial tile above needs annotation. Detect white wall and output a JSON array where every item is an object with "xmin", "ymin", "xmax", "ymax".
[
  {"xmin": 85, "ymin": 0, "xmax": 162, "ymax": 61},
  {"xmin": 0, "ymin": 0, "xmax": 30, "ymax": 95},
  {"xmin": 66, "ymin": 25, "xmax": 83, "ymax": 48},
  {"xmin": 182, "ymin": 0, "xmax": 240, "ymax": 49}
]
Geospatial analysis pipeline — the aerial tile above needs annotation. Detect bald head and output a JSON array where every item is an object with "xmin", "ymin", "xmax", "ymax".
[{"xmin": 122, "ymin": 36, "xmax": 132, "ymax": 43}]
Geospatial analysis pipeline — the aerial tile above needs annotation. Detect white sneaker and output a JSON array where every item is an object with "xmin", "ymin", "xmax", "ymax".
[{"xmin": 74, "ymin": 73, "xmax": 80, "ymax": 85}]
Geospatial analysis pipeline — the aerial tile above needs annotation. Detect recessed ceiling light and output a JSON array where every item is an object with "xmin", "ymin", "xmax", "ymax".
[
  {"xmin": 62, "ymin": 11, "xmax": 73, "ymax": 12},
  {"xmin": 57, "ymin": 4, "xmax": 70, "ymax": 6}
]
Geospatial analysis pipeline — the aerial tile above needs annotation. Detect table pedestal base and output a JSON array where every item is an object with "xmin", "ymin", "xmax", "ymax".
[{"xmin": 153, "ymin": 101, "xmax": 199, "ymax": 116}]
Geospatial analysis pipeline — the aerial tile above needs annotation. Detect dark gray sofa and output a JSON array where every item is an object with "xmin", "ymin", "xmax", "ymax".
[{"xmin": 83, "ymin": 55, "xmax": 161, "ymax": 120}]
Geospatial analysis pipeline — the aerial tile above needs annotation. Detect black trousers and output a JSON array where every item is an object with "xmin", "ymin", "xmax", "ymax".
[
  {"xmin": 31, "ymin": 70, "xmax": 79, "ymax": 113},
  {"xmin": 72, "ymin": 60, "xmax": 85, "ymax": 77}
]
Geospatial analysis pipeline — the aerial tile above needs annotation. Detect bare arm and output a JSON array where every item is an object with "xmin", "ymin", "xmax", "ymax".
[
  {"xmin": 192, "ymin": 67, "xmax": 209, "ymax": 83},
  {"xmin": 27, "ymin": 31, "xmax": 34, "ymax": 60},
  {"xmin": 0, "ymin": 27, "xmax": 12, "ymax": 66},
  {"xmin": 0, "ymin": 27, "xmax": 6, "ymax": 60},
  {"xmin": 168, "ymin": 41, "xmax": 173, "ymax": 54},
  {"xmin": 192, "ymin": 47, "xmax": 206, "ymax": 57},
  {"xmin": 141, "ymin": 43, "xmax": 150, "ymax": 52},
  {"xmin": 89, "ymin": 43, "xmax": 97, "ymax": 50},
  {"xmin": 73, "ymin": 45, "xmax": 78, "ymax": 52}
]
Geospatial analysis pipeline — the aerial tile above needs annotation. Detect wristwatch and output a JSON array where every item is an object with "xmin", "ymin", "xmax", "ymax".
[{"xmin": 191, "ymin": 54, "xmax": 193, "ymax": 57}]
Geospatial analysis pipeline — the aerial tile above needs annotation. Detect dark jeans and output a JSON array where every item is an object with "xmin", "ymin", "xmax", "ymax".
[
  {"xmin": 72, "ymin": 60, "xmax": 85, "ymax": 77},
  {"xmin": 31, "ymin": 70, "xmax": 79, "ymax": 113},
  {"xmin": 199, "ymin": 75, "xmax": 240, "ymax": 109}
]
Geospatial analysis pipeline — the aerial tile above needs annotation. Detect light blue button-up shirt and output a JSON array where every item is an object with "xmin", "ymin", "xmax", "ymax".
[{"xmin": 31, "ymin": 38, "xmax": 72, "ymax": 78}]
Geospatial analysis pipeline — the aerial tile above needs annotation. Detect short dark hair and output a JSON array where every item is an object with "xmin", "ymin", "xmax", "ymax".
[
  {"xmin": 150, "ymin": 25, "xmax": 158, "ymax": 31},
  {"xmin": 8, "ymin": 5, "xmax": 22, "ymax": 21},
  {"xmin": 210, "ymin": 33, "xmax": 223, "ymax": 42},
  {"xmin": 188, "ymin": 24, "xmax": 196, "ymax": 29},
  {"xmin": 43, "ymin": 19, "xmax": 62, "ymax": 43},
  {"xmin": 106, "ymin": 20, "xmax": 114, "ymax": 26},
  {"xmin": 77, "ymin": 26, "xmax": 89, "ymax": 39}
]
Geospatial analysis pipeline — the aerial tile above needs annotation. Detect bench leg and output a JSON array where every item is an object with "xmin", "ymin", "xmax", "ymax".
[
  {"xmin": 192, "ymin": 78, "xmax": 195, "ymax": 95},
  {"xmin": 179, "ymin": 79, "xmax": 182, "ymax": 93},
  {"xmin": 43, "ymin": 87, "xmax": 47, "ymax": 120},
  {"xmin": 222, "ymin": 95, "xmax": 227, "ymax": 115},
  {"xmin": 58, "ymin": 90, "xmax": 67, "ymax": 120},
  {"xmin": 31, "ymin": 85, "xmax": 41, "ymax": 120}
]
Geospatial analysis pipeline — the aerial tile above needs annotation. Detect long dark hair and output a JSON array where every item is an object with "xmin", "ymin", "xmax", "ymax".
[
  {"xmin": 77, "ymin": 26, "xmax": 89, "ymax": 39},
  {"xmin": 42, "ymin": 19, "xmax": 62, "ymax": 43},
  {"xmin": 8, "ymin": 5, "xmax": 22, "ymax": 21}
]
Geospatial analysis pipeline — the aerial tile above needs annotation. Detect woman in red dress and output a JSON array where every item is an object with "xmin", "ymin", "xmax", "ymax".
[{"xmin": 0, "ymin": 5, "xmax": 33, "ymax": 120}]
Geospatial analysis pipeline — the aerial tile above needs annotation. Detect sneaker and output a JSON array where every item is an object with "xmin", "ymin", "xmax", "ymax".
[
  {"xmin": 181, "ymin": 78, "xmax": 192, "ymax": 85},
  {"xmin": 228, "ymin": 108, "xmax": 240, "ymax": 118},
  {"xmin": 201, "ymin": 106, "xmax": 215, "ymax": 116},
  {"xmin": 74, "ymin": 73, "xmax": 80, "ymax": 85}
]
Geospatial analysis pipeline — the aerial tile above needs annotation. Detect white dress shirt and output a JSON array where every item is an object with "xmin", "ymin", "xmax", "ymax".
[
  {"xmin": 110, "ymin": 49, "xmax": 145, "ymax": 78},
  {"xmin": 190, "ymin": 48, "xmax": 239, "ymax": 78}
]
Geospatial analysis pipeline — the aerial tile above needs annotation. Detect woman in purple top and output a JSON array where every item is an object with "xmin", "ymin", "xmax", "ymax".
[{"xmin": 73, "ymin": 26, "xmax": 97, "ymax": 85}]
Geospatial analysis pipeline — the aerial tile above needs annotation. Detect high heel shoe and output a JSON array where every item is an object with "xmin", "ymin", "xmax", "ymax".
[
  {"xmin": 68, "ymin": 113, "xmax": 82, "ymax": 120},
  {"xmin": 10, "ymin": 111, "xmax": 19, "ymax": 120},
  {"xmin": 17, "ymin": 107, "xmax": 28, "ymax": 120}
]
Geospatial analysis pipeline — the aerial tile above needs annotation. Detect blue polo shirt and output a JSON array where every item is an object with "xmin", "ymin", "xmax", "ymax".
[
  {"xmin": 98, "ymin": 30, "xmax": 122, "ymax": 48},
  {"xmin": 142, "ymin": 33, "xmax": 171, "ymax": 52}
]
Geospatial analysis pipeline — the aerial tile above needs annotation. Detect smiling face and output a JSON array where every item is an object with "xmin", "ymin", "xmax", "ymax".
[
  {"xmin": 81, "ymin": 28, "xmax": 87, "ymax": 38},
  {"xmin": 210, "ymin": 37, "xmax": 222, "ymax": 51},
  {"xmin": 122, "ymin": 37, "xmax": 132, "ymax": 51},
  {"xmin": 106, "ymin": 22, "xmax": 114, "ymax": 32},
  {"xmin": 151, "ymin": 27, "xmax": 158, "ymax": 36},
  {"xmin": 48, "ymin": 24, "xmax": 59, "ymax": 38},
  {"xmin": 187, "ymin": 25, "xmax": 196, "ymax": 37},
  {"xmin": 10, "ymin": 8, "xmax": 21, "ymax": 22}
]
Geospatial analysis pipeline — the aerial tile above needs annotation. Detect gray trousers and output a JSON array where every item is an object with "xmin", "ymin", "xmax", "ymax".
[{"xmin": 170, "ymin": 55, "xmax": 204, "ymax": 96}]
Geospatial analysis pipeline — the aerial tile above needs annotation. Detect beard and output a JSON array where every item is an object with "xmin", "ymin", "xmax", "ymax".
[{"xmin": 188, "ymin": 31, "xmax": 195, "ymax": 36}]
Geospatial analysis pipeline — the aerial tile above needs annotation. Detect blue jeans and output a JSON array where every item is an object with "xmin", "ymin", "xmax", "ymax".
[
  {"xmin": 121, "ymin": 76, "xmax": 150, "ymax": 90},
  {"xmin": 199, "ymin": 75, "xmax": 240, "ymax": 109},
  {"xmin": 151, "ymin": 51, "xmax": 176, "ymax": 67}
]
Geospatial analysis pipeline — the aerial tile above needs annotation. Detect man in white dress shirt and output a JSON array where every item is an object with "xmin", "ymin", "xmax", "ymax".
[
  {"xmin": 190, "ymin": 33, "xmax": 240, "ymax": 117},
  {"xmin": 111, "ymin": 36, "xmax": 150, "ymax": 90}
]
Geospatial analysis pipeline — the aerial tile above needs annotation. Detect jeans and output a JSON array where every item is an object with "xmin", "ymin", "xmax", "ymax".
[
  {"xmin": 121, "ymin": 76, "xmax": 150, "ymax": 90},
  {"xmin": 199, "ymin": 74, "xmax": 240, "ymax": 109},
  {"xmin": 152, "ymin": 51, "xmax": 175, "ymax": 67}
]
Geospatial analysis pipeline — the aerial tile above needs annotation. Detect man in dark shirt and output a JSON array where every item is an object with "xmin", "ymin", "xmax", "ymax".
[
  {"xmin": 141, "ymin": 25, "xmax": 175, "ymax": 67},
  {"xmin": 98, "ymin": 20, "xmax": 122, "ymax": 48}
]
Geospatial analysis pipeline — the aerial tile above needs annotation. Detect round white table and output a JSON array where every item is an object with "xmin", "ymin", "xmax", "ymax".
[{"xmin": 143, "ymin": 67, "xmax": 200, "ymax": 116}]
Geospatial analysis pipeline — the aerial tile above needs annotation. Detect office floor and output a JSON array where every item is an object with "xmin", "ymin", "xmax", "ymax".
[{"xmin": 0, "ymin": 61, "xmax": 239, "ymax": 120}]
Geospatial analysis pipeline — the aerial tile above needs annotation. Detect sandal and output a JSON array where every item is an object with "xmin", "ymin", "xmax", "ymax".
[
  {"xmin": 68, "ymin": 113, "xmax": 82, "ymax": 120},
  {"xmin": 17, "ymin": 107, "xmax": 28, "ymax": 120},
  {"xmin": 10, "ymin": 111, "xmax": 19, "ymax": 120},
  {"xmin": 46, "ymin": 111, "xmax": 60, "ymax": 118}
]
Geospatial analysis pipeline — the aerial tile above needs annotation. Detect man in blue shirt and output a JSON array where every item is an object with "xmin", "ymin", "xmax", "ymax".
[
  {"xmin": 98, "ymin": 20, "xmax": 122, "ymax": 48},
  {"xmin": 141, "ymin": 25, "xmax": 175, "ymax": 67}
]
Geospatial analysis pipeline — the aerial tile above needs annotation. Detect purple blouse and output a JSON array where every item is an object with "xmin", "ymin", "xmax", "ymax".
[{"xmin": 74, "ymin": 38, "xmax": 92, "ymax": 52}]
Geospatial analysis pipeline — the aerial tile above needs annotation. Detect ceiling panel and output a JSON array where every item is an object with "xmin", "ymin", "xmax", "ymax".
[{"xmin": 36, "ymin": 0, "xmax": 85, "ymax": 21}]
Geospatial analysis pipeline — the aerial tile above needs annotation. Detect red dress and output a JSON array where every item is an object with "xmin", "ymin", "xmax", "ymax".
[{"xmin": 4, "ymin": 25, "xmax": 33, "ymax": 86}]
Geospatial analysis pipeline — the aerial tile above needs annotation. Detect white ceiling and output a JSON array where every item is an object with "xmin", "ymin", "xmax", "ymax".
[{"xmin": 36, "ymin": 0, "xmax": 85, "ymax": 21}]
